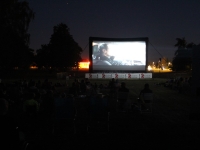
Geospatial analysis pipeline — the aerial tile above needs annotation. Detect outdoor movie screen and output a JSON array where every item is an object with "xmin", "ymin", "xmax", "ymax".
[{"xmin": 89, "ymin": 37, "xmax": 148, "ymax": 72}]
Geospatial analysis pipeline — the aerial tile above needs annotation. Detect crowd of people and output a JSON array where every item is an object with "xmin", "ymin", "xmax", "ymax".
[
  {"xmin": 0, "ymin": 77, "xmax": 154, "ymax": 149},
  {"xmin": 163, "ymin": 76, "xmax": 192, "ymax": 93},
  {"xmin": 0, "ymin": 78, "xmax": 66, "ymax": 149}
]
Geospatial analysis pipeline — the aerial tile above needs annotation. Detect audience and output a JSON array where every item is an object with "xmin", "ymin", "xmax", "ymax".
[
  {"xmin": 23, "ymin": 92, "xmax": 39, "ymax": 119},
  {"xmin": 0, "ymin": 75, "xmax": 192, "ymax": 146},
  {"xmin": 40, "ymin": 90, "xmax": 55, "ymax": 119},
  {"xmin": 117, "ymin": 82, "xmax": 129, "ymax": 111},
  {"xmin": 0, "ymin": 98, "xmax": 20, "ymax": 150},
  {"xmin": 138, "ymin": 83, "xmax": 153, "ymax": 110},
  {"xmin": 139, "ymin": 83, "xmax": 152, "ymax": 96},
  {"xmin": 164, "ymin": 76, "xmax": 192, "ymax": 94},
  {"xmin": 80, "ymin": 79, "xmax": 87, "ymax": 94}
]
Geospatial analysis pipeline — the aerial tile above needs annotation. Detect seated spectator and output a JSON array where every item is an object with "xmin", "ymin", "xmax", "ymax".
[
  {"xmin": 28, "ymin": 81, "xmax": 40, "ymax": 97},
  {"xmin": 177, "ymin": 77, "xmax": 184, "ymax": 93},
  {"xmin": 118, "ymin": 82, "xmax": 129, "ymax": 111},
  {"xmin": 0, "ymin": 98, "xmax": 20, "ymax": 150},
  {"xmin": 94, "ymin": 82, "xmax": 98, "ymax": 90},
  {"xmin": 99, "ymin": 83, "xmax": 104, "ymax": 89},
  {"xmin": 85, "ymin": 78, "xmax": 90, "ymax": 85},
  {"xmin": 118, "ymin": 82, "xmax": 129, "ymax": 93},
  {"xmin": 23, "ymin": 92, "xmax": 39, "ymax": 117},
  {"xmin": 42, "ymin": 78, "xmax": 54, "ymax": 90},
  {"xmin": 0, "ymin": 87, "xmax": 10, "ymax": 101},
  {"xmin": 138, "ymin": 83, "xmax": 153, "ymax": 109},
  {"xmin": 40, "ymin": 90, "xmax": 55, "ymax": 119},
  {"xmin": 80, "ymin": 79, "xmax": 87, "ymax": 94},
  {"xmin": 69, "ymin": 82, "xmax": 78, "ymax": 96},
  {"xmin": 109, "ymin": 78, "xmax": 116, "ymax": 93},
  {"xmin": 139, "ymin": 83, "xmax": 152, "ymax": 99}
]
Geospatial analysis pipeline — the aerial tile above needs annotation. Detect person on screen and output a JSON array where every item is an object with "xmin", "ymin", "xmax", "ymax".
[{"xmin": 95, "ymin": 44, "xmax": 114, "ymax": 63}]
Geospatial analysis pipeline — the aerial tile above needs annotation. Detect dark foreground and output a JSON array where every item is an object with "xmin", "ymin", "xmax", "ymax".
[
  {"xmin": 22, "ymin": 110, "xmax": 200, "ymax": 150},
  {"xmin": 1, "ymin": 72, "xmax": 198, "ymax": 150},
  {"xmin": 20, "ymin": 78, "xmax": 199, "ymax": 150}
]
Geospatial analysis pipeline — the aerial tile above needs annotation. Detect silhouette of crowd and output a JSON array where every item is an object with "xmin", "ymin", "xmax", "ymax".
[
  {"xmin": 0, "ymin": 77, "xmax": 156, "ymax": 149},
  {"xmin": 164, "ymin": 76, "xmax": 192, "ymax": 93}
]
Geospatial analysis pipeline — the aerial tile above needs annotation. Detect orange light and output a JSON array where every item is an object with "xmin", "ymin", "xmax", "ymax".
[
  {"xmin": 30, "ymin": 66, "xmax": 38, "ymax": 69},
  {"xmin": 79, "ymin": 62, "xmax": 90, "ymax": 69}
]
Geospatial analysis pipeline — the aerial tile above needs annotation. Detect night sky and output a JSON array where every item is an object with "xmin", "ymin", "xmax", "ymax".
[{"xmin": 26, "ymin": 0, "xmax": 200, "ymax": 62}]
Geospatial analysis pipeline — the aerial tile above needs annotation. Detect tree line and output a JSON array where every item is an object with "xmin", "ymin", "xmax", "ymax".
[
  {"xmin": 172, "ymin": 37, "xmax": 198, "ymax": 71},
  {"xmin": 0, "ymin": 0, "xmax": 82, "ymax": 71}
]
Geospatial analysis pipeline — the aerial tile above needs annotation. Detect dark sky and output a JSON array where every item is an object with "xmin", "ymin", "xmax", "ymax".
[{"xmin": 26, "ymin": 0, "xmax": 200, "ymax": 62}]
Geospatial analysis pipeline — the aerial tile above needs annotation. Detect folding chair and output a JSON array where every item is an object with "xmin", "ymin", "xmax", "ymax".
[
  {"xmin": 87, "ymin": 95, "xmax": 110, "ymax": 134},
  {"xmin": 54, "ymin": 95, "xmax": 76, "ymax": 135},
  {"xmin": 117, "ymin": 92, "xmax": 129, "ymax": 112},
  {"xmin": 74, "ymin": 96, "xmax": 90, "ymax": 133},
  {"xmin": 100, "ymin": 88, "xmax": 110, "ymax": 95},
  {"xmin": 140, "ymin": 93, "xmax": 153, "ymax": 113}
]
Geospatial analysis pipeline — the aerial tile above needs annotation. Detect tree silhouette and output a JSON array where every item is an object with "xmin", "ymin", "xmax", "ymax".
[
  {"xmin": 174, "ymin": 37, "xmax": 187, "ymax": 56},
  {"xmin": 0, "ymin": 0, "xmax": 35, "ymax": 69},
  {"xmin": 172, "ymin": 38, "xmax": 193, "ymax": 71},
  {"xmin": 172, "ymin": 57, "xmax": 192, "ymax": 71},
  {"xmin": 36, "ymin": 44, "xmax": 50, "ymax": 68},
  {"xmin": 36, "ymin": 23, "xmax": 82, "ymax": 69},
  {"xmin": 174, "ymin": 37, "xmax": 187, "ymax": 49},
  {"xmin": 186, "ymin": 42, "xmax": 196, "ymax": 49}
]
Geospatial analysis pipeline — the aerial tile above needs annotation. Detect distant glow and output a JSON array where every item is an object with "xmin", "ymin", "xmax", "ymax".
[
  {"xmin": 30, "ymin": 66, "xmax": 38, "ymax": 69},
  {"xmin": 79, "ymin": 62, "xmax": 90, "ymax": 69},
  {"xmin": 148, "ymin": 65, "xmax": 152, "ymax": 71}
]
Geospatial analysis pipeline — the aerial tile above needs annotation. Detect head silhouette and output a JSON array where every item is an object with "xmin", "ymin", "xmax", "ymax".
[{"xmin": 144, "ymin": 83, "xmax": 149, "ymax": 89}]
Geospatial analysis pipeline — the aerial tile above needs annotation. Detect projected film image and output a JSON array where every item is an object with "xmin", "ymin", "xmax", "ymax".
[{"xmin": 91, "ymin": 40, "xmax": 147, "ymax": 71}]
